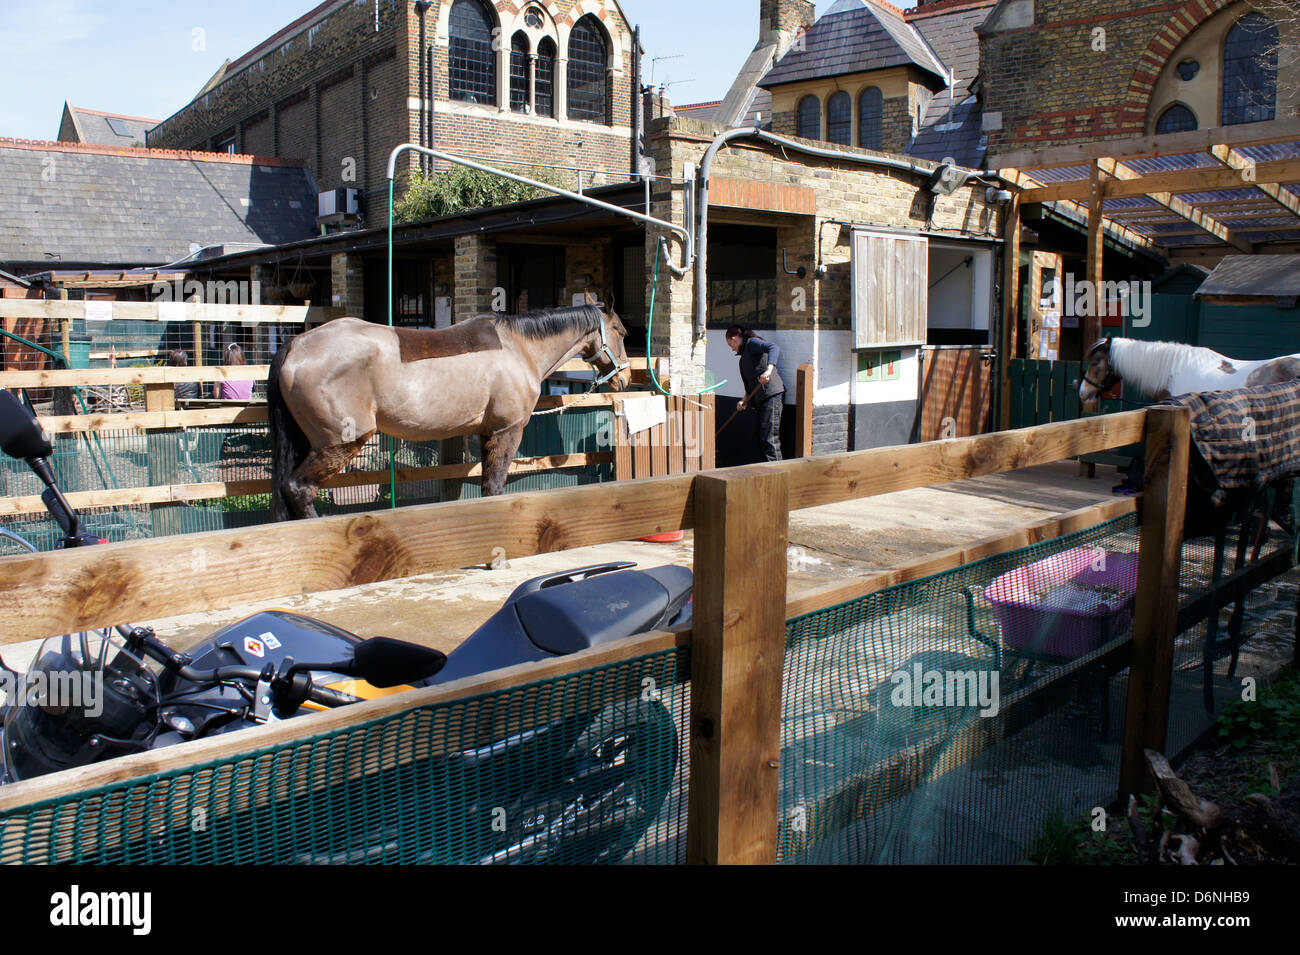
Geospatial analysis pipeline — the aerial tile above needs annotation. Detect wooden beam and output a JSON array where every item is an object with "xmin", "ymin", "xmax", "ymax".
[
  {"xmin": 992, "ymin": 117, "xmax": 1300, "ymax": 171},
  {"xmin": 1119, "ymin": 406, "xmax": 1191, "ymax": 802},
  {"xmin": 688, "ymin": 467, "xmax": 788, "ymax": 865},
  {"xmin": 0, "ymin": 412, "xmax": 1147, "ymax": 644},
  {"xmin": 795, "ymin": 364, "xmax": 814, "ymax": 458},
  {"xmin": 1002, "ymin": 168, "xmax": 1168, "ymax": 259},
  {"xmin": 38, "ymin": 406, "xmax": 271, "ymax": 434},
  {"xmin": 1085, "ymin": 163, "xmax": 1108, "ymax": 346},
  {"xmin": 0, "ymin": 300, "xmax": 342, "ymax": 324},
  {"xmin": 999, "ymin": 189, "xmax": 1023, "ymax": 430},
  {"xmin": 1017, "ymin": 157, "xmax": 1300, "ymax": 205},
  {"xmin": 0, "ymin": 365, "xmax": 270, "ymax": 388},
  {"xmin": 785, "ymin": 496, "xmax": 1140, "ymax": 619},
  {"xmin": 1210, "ymin": 145, "xmax": 1300, "ymax": 221},
  {"xmin": 0, "ymin": 454, "xmax": 614, "ymax": 517},
  {"xmin": 1099, "ymin": 159, "xmax": 1254, "ymax": 254}
]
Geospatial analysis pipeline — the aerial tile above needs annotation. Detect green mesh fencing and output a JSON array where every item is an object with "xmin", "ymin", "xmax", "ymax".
[
  {"xmin": 0, "ymin": 648, "xmax": 689, "ymax": 865},
  {"xmin": 0, "ymin": 406, "xmax": 616, "ymax": 553},
  {"xmin": 778, "ymin": 514, "xmax": 1143, "ymax": 864}
]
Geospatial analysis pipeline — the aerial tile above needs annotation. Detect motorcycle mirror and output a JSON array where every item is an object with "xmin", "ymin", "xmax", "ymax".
[
  {"xmin": 0, "ymin": 390, "xmax": 54, "ymax": 460},
  {"xmin": 350, "ymin": 637, "xmax": 447, "ymax": 689}
]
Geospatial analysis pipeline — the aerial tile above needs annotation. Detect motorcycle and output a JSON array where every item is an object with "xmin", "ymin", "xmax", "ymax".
[{"xmin": 0, "ymin": 390, "xmax": 689, "ymax": 864}]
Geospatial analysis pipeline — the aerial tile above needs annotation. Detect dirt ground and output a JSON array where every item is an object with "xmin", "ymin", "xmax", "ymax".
[{"xmin": 134, "ymin": 460, "xmax": 1126, "ymax": 656}]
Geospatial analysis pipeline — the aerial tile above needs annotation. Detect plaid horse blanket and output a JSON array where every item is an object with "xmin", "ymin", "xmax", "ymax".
[{"xmin": 1158, "ymin": 379, "xmax": 1300, "ymax": 508}]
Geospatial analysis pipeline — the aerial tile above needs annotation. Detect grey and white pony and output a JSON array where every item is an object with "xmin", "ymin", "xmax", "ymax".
[{"xmin": 1080, "ymin": 338, "xmax": 1300, "ymax": 409}]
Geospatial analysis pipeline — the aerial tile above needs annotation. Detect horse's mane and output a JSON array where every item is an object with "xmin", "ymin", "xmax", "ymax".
[
  {"xmin": 494, "ymin": 305, "xmax": 603, "ymax": 341},
  {"xmin": 1110, "ymin": 339, "xmax": 1222, "ymax": 396}
]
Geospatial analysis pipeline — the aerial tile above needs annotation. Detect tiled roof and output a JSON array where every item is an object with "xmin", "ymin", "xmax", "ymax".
[
  {"xmin": 0, "ymin": 139, "xmax": 318, "ymax": 270},
  {"xmin": 905, "ymin": 2, "xmax": 997, "ymax": 169},
  {"xmin": 1197, "ymin": 255, "xmax": 1300, "ymax": 299},
  {"xmin": 61, "ymin": 104, "xmax": 159, "ymax": 147},
  {"xmin": 760, "ymin": 1, "xmax": 947, "ymax": 88}
]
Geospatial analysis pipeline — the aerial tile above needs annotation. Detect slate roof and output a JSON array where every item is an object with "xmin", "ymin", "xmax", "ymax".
[
  {"xmin": 0, "ymin": 140, "xmax": 319, "ymax": 272},
  {"xmin": 761, "ymin": 0, "xmax": 947, "ymax": 88},
  {"xmin": 59, "ymin": 104, "xmax": 158, "ymax": 147},
  {"xmin": 905, "ymin": 1, "xmax": 997, "ymax": 169},
  {"xmin": 1196, "ymin": 255, "xmax": 1300, "ymax": 300}
]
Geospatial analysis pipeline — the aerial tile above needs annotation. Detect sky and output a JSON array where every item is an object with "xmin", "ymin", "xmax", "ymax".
[{"xmin": 0, "ymin": 0, "xmax": 915, "ymax": 142}]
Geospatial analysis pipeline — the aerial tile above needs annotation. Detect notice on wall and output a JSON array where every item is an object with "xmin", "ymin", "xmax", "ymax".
[
  {"xmin": 434, "ymin": 297, "xmax": 452, "ymax": 329},
  {"xmin": 1041, "ymin": 310, "xmax": 1060, "ymax": 329},
  {"xmin": 83, "ymin": 301, "xmax": 113, "ymax": 324}
]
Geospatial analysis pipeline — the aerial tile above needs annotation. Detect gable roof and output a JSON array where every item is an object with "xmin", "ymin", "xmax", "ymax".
[
  {"xmin": 0, "ymin": 140, "xmax": 318, "ymax": 272},
  {"xmin": 60, "ymin": 103, "xmax": 158, "ymax": 147},
  {"xmin": 1197, "ymin": 255, "xmax": 1300, "ymax": 301},
  {"xmin": 761, "ymin": 0, "xmax": 947, "ymax": 88}
]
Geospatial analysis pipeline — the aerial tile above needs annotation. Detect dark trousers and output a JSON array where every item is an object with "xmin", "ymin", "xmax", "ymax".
[{"xmin": 755, "ymin": 393, "xmax": 784, "ymax": 461}]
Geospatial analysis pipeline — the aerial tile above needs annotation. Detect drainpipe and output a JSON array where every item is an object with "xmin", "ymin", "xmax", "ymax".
[
  {"xmin": 415, "ymin": 2, "xmax": 431, "ymax": 166},
  {"xmin": 694, "ymin": 126, "xmax": 983, "ymax": 339}
]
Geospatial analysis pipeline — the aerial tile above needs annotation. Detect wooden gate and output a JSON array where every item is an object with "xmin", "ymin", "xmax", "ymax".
[
  {"xmin": 919, "ymin": 346, "xmax": 993, "ymax": 441},
  {"xmin": 613, "ymin": 395, "xmax": 715, "ymax": 480}
]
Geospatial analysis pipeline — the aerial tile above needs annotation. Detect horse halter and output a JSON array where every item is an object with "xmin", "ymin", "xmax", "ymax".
[
  {"xmin": 586, "ymin": 314, "xmax": 630, "ymax": 389},
  {"xmin": 1081, "ymin": 340, "xmax": 1118, "ymax": 394}
]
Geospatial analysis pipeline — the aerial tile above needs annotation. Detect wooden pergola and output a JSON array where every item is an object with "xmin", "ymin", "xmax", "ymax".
[{"xmin": 993, "ymin": 117, "xmax": 1300, "ymax": 425}]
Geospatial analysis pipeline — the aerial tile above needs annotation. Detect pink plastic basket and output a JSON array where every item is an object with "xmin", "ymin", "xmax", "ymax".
[{"xmin": 984, "ymin": 547, "xmax": 1140, "ymax": 660}]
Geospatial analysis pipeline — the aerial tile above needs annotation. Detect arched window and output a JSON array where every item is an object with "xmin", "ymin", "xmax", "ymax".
[
  {"xmin": 797, "ymin": 95, "xmax": 821, "ymax": 140},
  {"xmin": 536, "ymin": 38, "xmax": 556, "ymax": 118},
  {"xmin": 510, "ymin": 32, "xmax": 530, "ymax": 113},
  {"xmin": 859, "ymin": 87, "xmax": 883, "ymax": 151},
  {"xmin": 1222, "ymin": 13, "xmax": 1278, "ymax": 125},
  {"xmin": 827, "ymin": 91, "xmax": 851, "ymax": 145},
  {"xmin": 1155, "ymin": 103, "xmax": 1198, "ymax": 134},
  {"xmin": 449, "ymin": 0, "xmax": 496, "ymax": 105},
  {"xmin": 568, "ymin": 15, "xmax": 609, "ymax": 124}
]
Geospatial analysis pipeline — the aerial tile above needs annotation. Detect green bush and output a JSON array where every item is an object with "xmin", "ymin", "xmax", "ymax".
[{"xmin": 394, "ymin": 166, "xmax": 564, "ymax": 222}]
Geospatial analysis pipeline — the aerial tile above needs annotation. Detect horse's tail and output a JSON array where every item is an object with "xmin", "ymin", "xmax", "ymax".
[{"xmin": 267, "ymin": 342, "xmax": 309, "ymax": 522}]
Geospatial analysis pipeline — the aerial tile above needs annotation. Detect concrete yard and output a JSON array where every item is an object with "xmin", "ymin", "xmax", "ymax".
[{"xmin": 138, "ymin": 460, "xmax": 1126, "ymax": 655}]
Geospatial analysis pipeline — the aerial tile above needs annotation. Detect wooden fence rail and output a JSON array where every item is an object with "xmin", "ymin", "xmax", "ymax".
[{"xmin": 0, "ymin": 409, "xmax": 1191, "ymax": 864}]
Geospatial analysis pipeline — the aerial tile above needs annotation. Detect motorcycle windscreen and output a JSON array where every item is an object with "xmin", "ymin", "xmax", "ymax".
[{"xmin": 2, "ymin": 632, "xmax": 161, "ymax": 782}]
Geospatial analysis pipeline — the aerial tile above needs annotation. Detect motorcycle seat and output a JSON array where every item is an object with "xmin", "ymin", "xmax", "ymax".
[{"xmin": 515, "ymin": 566, "xmax": 692, "ymax": 655}]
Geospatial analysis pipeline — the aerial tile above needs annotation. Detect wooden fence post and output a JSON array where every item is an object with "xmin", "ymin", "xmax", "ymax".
[
  {"xmin": 1119, "ymin": 406, "xmax": 1191, "ymax": 801},
  {"xmin": 796, "ymin": 364, "xmax": 814, "ymax": 458},
  {"xmin": 687, "ymin": 466, "xmax": 789, "ymax": 864}
]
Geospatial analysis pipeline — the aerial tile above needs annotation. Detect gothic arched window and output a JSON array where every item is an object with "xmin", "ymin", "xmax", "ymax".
[
  {"xmin": 536, "ymin": 38, "xmax": 557, "ymax": 118},
  {"xmin": 827, "ymin": 91, "xmax": 851, "ymax": 145},
  {"xmin": 1222, "ymin": 13, "xmax": 1278, "ymax": 125},
  {"xmin": 448, "ymin": 0, "xmax": 497, "ymax": 105},
  {"xmin": 797, "ymin": 95, "xmax": 821, "ymax": 140},
  {"xmin": 1156, "ymin": 103, "xmax": 1198, "ymax": 134},
  {"xmin": 859, "ymin": 87, "xmax": 883, "ymax": 150},
  {"xmin": 510, "ymin": 32, "xmax": 530, "ymax": 113},
  {"xmin": 567, "ymin": 16, "xmax": 609, "ymax": 124}
]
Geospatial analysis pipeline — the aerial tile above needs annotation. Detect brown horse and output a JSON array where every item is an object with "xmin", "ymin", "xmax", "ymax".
[{"xmin": 268, "ymin": 305, "xmax": 631, "ymax": 520}]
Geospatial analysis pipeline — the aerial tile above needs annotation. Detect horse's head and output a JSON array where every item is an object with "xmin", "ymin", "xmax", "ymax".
[
  {"xmin": 1079, "ymin": 337, "xmax": 1119, "ymax": 411},
  {"xmin": 586, "ymin": 304, "xmax": 632, "ymax": 392}
]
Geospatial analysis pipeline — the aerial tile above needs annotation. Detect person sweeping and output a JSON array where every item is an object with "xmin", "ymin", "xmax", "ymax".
[{"xmin": 725, "ymin": 325, "xmax": 785, "ymax": 462}]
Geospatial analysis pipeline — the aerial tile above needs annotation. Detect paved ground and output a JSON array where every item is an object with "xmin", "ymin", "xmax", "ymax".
[{"xmin": 134, "ymin": 460, "xmax": 1125, "ymax": 656}]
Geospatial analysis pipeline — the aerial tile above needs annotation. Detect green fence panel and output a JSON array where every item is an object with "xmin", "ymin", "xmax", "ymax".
[{"xmin": 0, "ymin": 649, "xmax": 689, "ymax": 865}]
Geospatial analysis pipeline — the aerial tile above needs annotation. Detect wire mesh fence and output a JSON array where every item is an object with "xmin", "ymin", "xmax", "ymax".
[
  {"xmin": 0, "ymin": 406, "xmax": 617, "ymax": 554},
  {"xmin": 0, "ymin": 647, "xmax": 690, "ymax": 865}
]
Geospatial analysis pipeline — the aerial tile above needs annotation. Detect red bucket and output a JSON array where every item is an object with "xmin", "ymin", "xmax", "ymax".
[{"xmin": 639, "ymin": 531, "xmax": 685, "ymax": 543}]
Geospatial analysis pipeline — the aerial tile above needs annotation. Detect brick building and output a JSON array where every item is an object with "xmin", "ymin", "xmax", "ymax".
[
  {"xmin": 146, "ymin": 0, "xmax": 643, "ymax": 219},
  {"xmin": 980, "ymin": 0, "xmax": 1299, "ymax": 160}
]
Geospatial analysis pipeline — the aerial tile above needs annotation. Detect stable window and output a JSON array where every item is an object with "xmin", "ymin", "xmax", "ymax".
[
  {"xmin": 858, "ymin": 87, "xmax": 883, "ymax": 150},
  {"xmin": 568, "ymin": 16, "xmax": 609, "ymax": 124},
  {"xmin": 827, "ymin": 91, "xmax": 851, "ymax": 145},
  {"xmin": 1222, "ymin": 12, "xmax": 1277, "ymax": 126},
  {"xmin": 851, "ymin": 230, "xmax": 928, "ymax": 348},
  {"xmin": 510, "ymin": 32, "xmax": 530, "ymax": 113},
  {"xmin": 797, "ymin": 95, "xmax": 821, "ymax": 140},
  {"xmin": 706, "ymin": 226, "xmax": 778, "ymax": 330},
  {"xmin": 449, "ymin": 0, "xmax": 497, "ymax": 106},
  {"xmin": 535, "ymin": 38, "xmax": 556, "ymax": 118}
]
